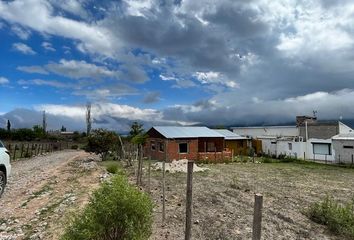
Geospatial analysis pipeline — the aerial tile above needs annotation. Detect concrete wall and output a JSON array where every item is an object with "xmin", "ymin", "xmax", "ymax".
[
  {"xmin": 299, "ymin": 124, "xmax": 338, "ymax": 140},
  {"xmin": 333, "ymin": 139, "xmax": 354, "ymax": 164},
  {"xmin": 233, "ymin": 126, "xmax": 298, "ymax": 138},
  {"xmin": 339, "ymin": 122, "xmax": 353, "ymax": 134},
  {"xmin": 259, "ymin": 138, "xmax": 334, "ymax": 161}
]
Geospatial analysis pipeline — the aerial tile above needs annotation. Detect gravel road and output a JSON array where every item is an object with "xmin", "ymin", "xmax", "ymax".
[{"xmin": 0, "ymin": 150, "xmax": 104, "ymax": 240}]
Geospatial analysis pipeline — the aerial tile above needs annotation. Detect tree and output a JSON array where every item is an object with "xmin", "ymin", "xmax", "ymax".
[
  {"xmin": 61, "ymin": 125, "xmax": 67, "ymax": 132},
  {"xmin": 6, "ymin": 120, "xmax": 11, "ymax": 131},
  {"xmin": 85, "ymin": 129, "xmax": 120, "ymax": 160},
  {"xmin": 33, "ymin": 125, "xmax": 45, "ymax": 139},
  {"xmin": 129, "ymin": 121, "xmax": 144, "ymax": 139}
]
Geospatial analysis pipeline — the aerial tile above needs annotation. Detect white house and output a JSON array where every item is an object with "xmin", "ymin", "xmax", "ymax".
[
  {"xmin": 332, "ymin": 133, "xmax": 354, "ymax": 164},
  {"xmin": 232, "ymin": 116, "xmax": 353, "ymax": 162}
]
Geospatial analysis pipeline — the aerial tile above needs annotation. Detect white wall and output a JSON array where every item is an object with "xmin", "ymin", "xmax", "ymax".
[
  {"xmin": 333, "ymin": 139, "xmax": 354, "ymax": 164},
  {"xmin": 339, "ymin": 122, "xmax": 354, "ymax": 134},
  {"xmin": 233, "ymin": 126, "xmax": 298, "ymax": 138},
  {"xmin": 259, "ymin": 138, "xmax": 334, "ymax": 161}
]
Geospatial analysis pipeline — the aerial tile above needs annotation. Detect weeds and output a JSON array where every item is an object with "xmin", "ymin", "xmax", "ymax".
[{"xmin": 308, "ymin": 196, "xmax": 354, "ymax": 239}]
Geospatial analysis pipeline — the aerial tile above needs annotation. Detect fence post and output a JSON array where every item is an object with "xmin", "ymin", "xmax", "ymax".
[
  {"xmin": 325, "ymin": 154, "xmax": 327, "ymax": 164},
  {"xmin": 339, "ymin": 154, "xmax": 341, "ymax": 164},
  {"xmin": 20, "ymin": 144, "xmax": 24, "ymax": 158},
  {"xmin": 13, "ymin": 144, "xmax": 17, "ymax": 161},
  {"xmin": 352, "ymin": 154, "xmax": 353, "ymax": 166},
  {"xmin": 303, "ymin": 152, "xmax": 306, "ymax": 160},
  {"xmin": 162, "ymin": 159, "xmax": 166, "ymax": 226},
  {"xmin": 252, "ymin": 194, "xmax": 263, "ymax": 240},
  {"xmin": 26, "ymin": 144, "xmax": 29, "ymax": 158},
  {"xmin": 185, "ymin": 160, "xmax": 194, "ymax": 240},
  {"xmin": 148, "ymin": 155, "xmax": 151, "ymax": 194}
]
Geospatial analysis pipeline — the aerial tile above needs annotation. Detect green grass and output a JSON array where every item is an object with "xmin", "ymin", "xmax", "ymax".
[
  {"xmin": 99, "ymin": 160, "xmax": 122, "ymax": 174},
  {"xmin": 308, "ymin": 196, "xmax": 354, "ymax": 239}
]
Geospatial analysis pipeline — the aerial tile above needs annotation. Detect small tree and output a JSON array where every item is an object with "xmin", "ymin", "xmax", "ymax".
[
  {"xmin": 129, "ymin": 121, "xmax": 144, "ymax": 139},
  {"xmin": 61, "ymin": 125, "xmax": 67, "ymax": 132},
  {"xmin": 85, "ymin": 129, "xmax": 120, "ymax": 160}
]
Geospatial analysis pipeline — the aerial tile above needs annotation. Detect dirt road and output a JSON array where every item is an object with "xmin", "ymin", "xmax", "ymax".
[{"xmin": 0, "ymin": 150, "xmax": 104, "ymax": 240}]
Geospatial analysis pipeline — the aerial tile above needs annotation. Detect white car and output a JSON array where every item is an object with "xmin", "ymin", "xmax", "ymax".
[{"xmin": 0, "ymin": 140, "xmax": 11, "ymax": 197}]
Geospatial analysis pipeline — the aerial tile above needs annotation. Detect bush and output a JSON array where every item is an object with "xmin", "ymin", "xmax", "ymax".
[
  {"xmin": 61, "ymin": 174, "xmax": 153, "ymax": 240},
  {"xmin": 308, "ymin": 196, "xmax": 354, "ymax": 239},
  {"xmin": 71, "ymin": 145, "xmax": 79, "ymax": 150},
  {"xmin": 85, "ymin": 129, "xmax": 120, "ymax": 160},
  {"xmin": 106, "ymin": 162, "xmax": 119, "ymax": 174}
]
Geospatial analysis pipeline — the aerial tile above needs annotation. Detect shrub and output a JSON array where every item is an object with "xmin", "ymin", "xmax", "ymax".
[
  {"xmin": 71, "ymin": 145, "xmax": 79, "ymax": 150},
  {"xmin": 61, "ymin": 174, "xmax": 153, "ymax": 240},
  {"xmin": 106, "ymin": 162, "xmax": 119, "ymax": 174},
  {"xmin": 308, "ymin": 196, "xmax": 354, "ymax": 239}
]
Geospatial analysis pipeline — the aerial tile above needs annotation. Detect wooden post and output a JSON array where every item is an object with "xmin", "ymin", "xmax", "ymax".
[
  {"xmin": 13, "ymin": 144, "xmax": 17, "ymax": 161},
  {"xmin": 136, "ymin": 144, "xmax": 141, "ymax": 186},
  {"xmin": 148, "ymin": 155, "xmax": 151, "ymax": 194},
  {"xmin": 303, "ymin": 152, "xmax": 305, "ymax": 160},
  {"xmin": 26, "ymin": 144, "xmax": 29, "ymax": 158},
  {"xmin": 185, "ymin": 160, "xmax": 194, "ymax": 240},
  {"xmin": 352, "ymin": 154, "xmax": 353, "ymax": 166},
  {"xmin": 339, "ymin": 154, "xmax": 341, "ymax": 164},
  {"xmin": 20, "ymin": 144, "xmax": 24, "ymax": 158},
  {"xmin": 162, "ymin": 159, "xmax": 166, "ymax": 226},
  {"xmin": 325, "ymin": 154, "xmax": 327, "ymax": 164},
  {"xmin": 252, "ymin": 194, "xmax": 263, "ymax": 240},
  {"xmin": 140, "ymin": 144, "xmax": 143, "ymax": 185}
]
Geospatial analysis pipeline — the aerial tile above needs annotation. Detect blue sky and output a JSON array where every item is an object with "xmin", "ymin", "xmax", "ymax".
[{"xmin": 1, "ymin": 0, "xmax": 354, "ymax": 131}]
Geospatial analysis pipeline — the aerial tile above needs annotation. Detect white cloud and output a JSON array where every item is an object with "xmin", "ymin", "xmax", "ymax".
[
  {"xmin": 35, "ymin": 102, "xmax": 162, "ymax": 122},
  {"xmin": 46, "ymin": 59, "xmax": 119, "ymax": 79},
  {"xmin": 0, "ymin": 0, "xmax": 116, "ymax": 56},
  {"xmin": 194, "ymin": 71, "xmax": 238, "ymax": 88},
  {"xmin": 12, "ymin": 42, "xmax": 36, "ymax": 55},
  {"xmin": 17, "ymin": 66, "xmax": 49, "ymax": 75},
  {"xmin": 17, "ymin": 79, "xmax": 71, "ymax": 88},
  {"xmin": 50, "ymin": 0, "xmax": 89, "ymax": 19},
  {"xmin": 11, "ymin": 25, "xmax": 31, "ymax": 40},
  {"xmin": 0, "ymin": 77, "xmax": 9, "ymax": 84},
  {"xmin": 42, "ymin": 42, "xmax": 56, "ymax": 51}
]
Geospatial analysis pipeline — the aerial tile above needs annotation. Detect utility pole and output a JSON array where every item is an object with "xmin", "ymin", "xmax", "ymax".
[
  {"xmin": 42, "ymin": 111, "xmax": 47, "ymax": 134},
  {"xmin": 86, "ymin": 102, "xmax": 92, "ymax": 136}
]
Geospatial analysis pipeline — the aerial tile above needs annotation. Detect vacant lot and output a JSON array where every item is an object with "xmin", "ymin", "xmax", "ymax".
[{"xmin": 142, "ymin": 160, "xmax": 354, "ymax": 240}]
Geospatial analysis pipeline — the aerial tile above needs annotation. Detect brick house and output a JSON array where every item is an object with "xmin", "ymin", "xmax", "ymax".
[{"xmin": 146, "ymin": 126, "xmax": 232, "ymax": 162}]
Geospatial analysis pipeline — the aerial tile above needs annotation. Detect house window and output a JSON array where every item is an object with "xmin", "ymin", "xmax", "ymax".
[
  {"xmin": 179, "ymin": 143, "xmax": 188, "ymax": 153},
  {"xmin": 343, "ymin": 145, "xmax": 354, "ymax": 149},
  {"xmin": 207, "ymin": 142, "xmax": 215, "ymax": 152},
  {"xmin": 288, "ymin": 143, "xmax": 292, "ymax": 150},
  {"xmin": 159, "ymin": 142, "xmax": 165, "ymax": 152},
  {"xmin": 313, "ymin": 143, "xmax": 331, "ymax": 155},
  {"xmin": 151, "ymin": 141, "xmax": 156, "ymax": 151}
]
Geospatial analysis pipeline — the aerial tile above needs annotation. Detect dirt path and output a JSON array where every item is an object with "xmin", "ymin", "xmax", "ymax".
[{"xmin": 0, "ymin": 150, "xmax": 105, "ymax": 240}]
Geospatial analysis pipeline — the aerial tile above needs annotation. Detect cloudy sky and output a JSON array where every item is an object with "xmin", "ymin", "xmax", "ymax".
[{"xmin": 1, "ymin": 0, "xmax": 354, "ymax": 131}]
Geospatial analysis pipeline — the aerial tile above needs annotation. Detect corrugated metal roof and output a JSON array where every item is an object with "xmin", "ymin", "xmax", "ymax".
[
  {"xmin": 152, "ymin": 126, "xmax": 224, "ymax": 138},
  {"xmin": 213, "ymin": 129, "xmax": 248, "ymax": 140},
  {"xmin": 332, "ymin": 133, "xmax": 354, "ymax": 140},
  {"xmin": 231, "ymin": 126, "xmax": 296, "ymax": 129}
]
